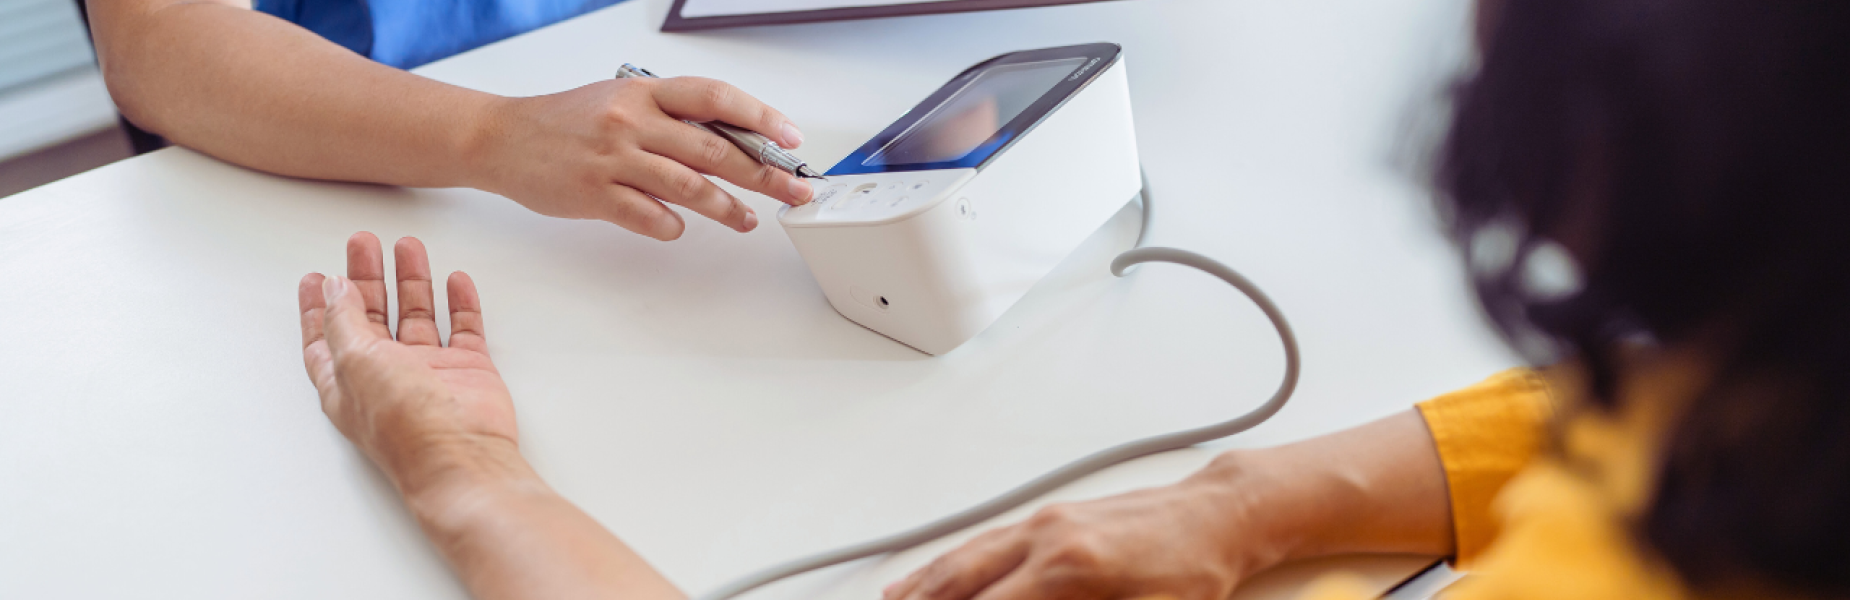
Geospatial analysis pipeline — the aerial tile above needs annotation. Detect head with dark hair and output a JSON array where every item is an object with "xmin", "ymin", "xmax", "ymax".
[{"xmin": 1439, "ymin": 0, "xmax": 1850, "ymax": 593}]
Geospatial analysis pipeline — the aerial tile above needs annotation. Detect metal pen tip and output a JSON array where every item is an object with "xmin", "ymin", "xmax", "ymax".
[{"xmin": 796, "ymin": 165, "xmax": 825, "ymax": 179}]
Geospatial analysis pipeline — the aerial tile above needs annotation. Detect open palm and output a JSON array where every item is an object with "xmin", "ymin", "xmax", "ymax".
[{"xmin": 298, "ymin": 233, "xmax": 519, "ymax": 485}]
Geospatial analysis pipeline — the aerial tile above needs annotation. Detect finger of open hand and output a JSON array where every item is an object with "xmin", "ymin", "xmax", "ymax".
[
  {"xmin": 321, "ymin": 275, "xmax": 384, "ymax": 356},
  {"xmin": 446, "ymin": 271, "xmax": 488, "ymax": 354},
  {"xmin": 393, "ymin": 237, "xmax": 441, "ymax": 346},
  {"xmin": 618, "ymin": 153, "xmax": 756, "ymax": 233},
  {"xmin": 643, "ymin": 125, "xmax": 812, "ymax": 206},
  {"xmin": 893, "ymin": 527, "xmax": 1031, "ymax": 600},
  {"xmin": 651, "ymin": 77, "xmax": 803, "ymax": 149},
  {"xmin": 299, "ymin": 273, "xmax": 341, "ymax": 404},
  {"xmin": 302, "ymin": 337, "xmax": 340, "ymax": 414},
  {"xmin": 584, "ymin": 183, "xmax": 686, "ymax": 240},
  {"xmin": 345, "ymin": 232, "xmax": 393, "ymax": 338},
  {"xmin": 299, "ymin": 273, "xmax": 329, "ymax": 350}
]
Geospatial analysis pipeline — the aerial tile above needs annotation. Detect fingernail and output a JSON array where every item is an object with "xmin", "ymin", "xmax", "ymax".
[
  {"xmin": 741, "ymin": 209, "xmax": 759, "ymax": 232},
  {"xmin": 883, "ymin": 582, "xmax": 899, "ymax": 597},
  {"xmin": 787, "ymin": 177, "xmax": 812, "ymax": 204},
  {"xmin": 780, "ymin": 122, "xmax": 804, "ymax": 148},
  {"xmin": 322, "ymin": 275, "xmax": 344, "ymax": 304}
]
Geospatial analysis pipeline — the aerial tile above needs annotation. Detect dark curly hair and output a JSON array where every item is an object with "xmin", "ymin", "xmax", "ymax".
[{"xmin": 1439, "ymin": 0, "xmax": 1850, "ymax": 593}]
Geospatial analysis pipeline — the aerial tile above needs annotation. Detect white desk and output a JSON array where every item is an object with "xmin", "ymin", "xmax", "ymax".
[{"xmin": 0, "ymin": 0, "xmax": 1506, "ymax": 597}]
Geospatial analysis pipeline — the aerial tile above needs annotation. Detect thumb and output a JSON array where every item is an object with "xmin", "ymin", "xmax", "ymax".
[{"xmin": 321, "ymin": 275, "xmax": 381, "ymax": 356}]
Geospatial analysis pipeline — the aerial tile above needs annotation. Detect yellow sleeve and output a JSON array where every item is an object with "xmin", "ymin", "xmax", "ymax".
[
  {"xmin": 1415, "ymin": 369, "xmax": 1557, "ymax": 568},
  {"xmin": 1291, "ymin": 574, "xmax": 1379, "ymax": 600}
]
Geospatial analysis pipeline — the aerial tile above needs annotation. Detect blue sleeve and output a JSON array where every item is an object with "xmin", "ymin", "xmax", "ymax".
[
  {"xmin": 367, "ymin": 0, "xmax": 625, "ymax": 69},
  {"xmin": 257, "ymin": 0, "xmax": 627, "ymax": 70},
  {"xmin": 255, "ymin": 0, "xmax": 373, "ymax": 59}
]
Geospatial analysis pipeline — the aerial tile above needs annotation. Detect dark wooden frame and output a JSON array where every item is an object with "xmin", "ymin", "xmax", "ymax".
[{"xmin": 661, "ymin": 0, "xmax": 1124, "ymax": 32}]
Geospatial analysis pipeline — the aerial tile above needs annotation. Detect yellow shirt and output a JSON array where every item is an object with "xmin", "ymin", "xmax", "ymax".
[{"xmin": 1302, "ymin": 369, "xmax": 1697, "ymax": 600}]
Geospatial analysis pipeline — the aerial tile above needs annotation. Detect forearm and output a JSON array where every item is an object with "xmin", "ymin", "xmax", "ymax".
[
  {"xmin": 1190, "ymin": 410, "xmax": 1455, "ymax": 571},
  {"xmin": 401, "ymin": 442, "xmax": 683, "ymax": 600},
  {"xmin": 89, "ymin": 1, "xmax": 497, "ymax": 189}
]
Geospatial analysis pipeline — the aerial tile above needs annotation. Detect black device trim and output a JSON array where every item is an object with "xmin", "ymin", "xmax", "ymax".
[{"xmin": 826, "ymin": 43, "xmax": 1122, "ymax": 176}]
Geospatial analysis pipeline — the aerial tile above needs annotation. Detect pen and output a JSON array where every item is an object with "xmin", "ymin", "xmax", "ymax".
[{"xmin": 616, "ymin": 63, "xmax": 824, "ymax": 179}]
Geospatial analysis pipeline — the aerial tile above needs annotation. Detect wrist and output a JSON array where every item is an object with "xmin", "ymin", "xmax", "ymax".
[
  {"xmin": 452, "ymin": 93, "xmax": 514, "ymax": 193},
  {"xmin": 1183, "ymin": 449, "xmax": 1339, "ymax": 573},
  {"xmin": 394, "ymin": 436, "xmax": 552, "ymax": 539}
]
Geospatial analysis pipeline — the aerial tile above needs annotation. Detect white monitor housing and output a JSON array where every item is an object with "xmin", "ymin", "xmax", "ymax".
[{"xmin": 779, "ymin": 43, "xmax": 1141, "ymax": 355}]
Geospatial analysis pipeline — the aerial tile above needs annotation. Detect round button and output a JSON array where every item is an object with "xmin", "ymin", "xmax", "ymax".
[
  {"xmin": 909, "ymin": 181, "xmax": 929, "ymax": 191},
  {"xmin": 835, "ymin": 184, "xmax": 878, "ymax": 210},
  {"xmin": 882, "ymin": 182, "xmax": 905, "ymax": 194},
  {"xmin": 888, "ymin": 196, "xmax": 909, "ymax": 208}
]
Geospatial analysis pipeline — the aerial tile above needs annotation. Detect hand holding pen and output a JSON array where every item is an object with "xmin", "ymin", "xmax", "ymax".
[
  {"xmin": 618, "ymin": 64, "xmax": 825, "ymax": 180},
  {"xmin": 470, "ymin": 69, "xmax": 814, "ymax": 240}
]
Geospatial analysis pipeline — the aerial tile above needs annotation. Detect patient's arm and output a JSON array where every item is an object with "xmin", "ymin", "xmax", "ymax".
[
  {"xmin": 87, "ymin": 0, "xmax": 813, "ymax": 240},
  {"xmin": 298, "ymin": 232, "xmax": 681, "ymax": 600},
  {"xmin": 885, "ymin": 411, "xmax": 1455, "ymax": 600}
]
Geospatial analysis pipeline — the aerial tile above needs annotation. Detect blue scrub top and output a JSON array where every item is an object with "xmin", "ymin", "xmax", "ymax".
[{"xmin": 257, "ymin": 0, "xmax": 626, "ymax": 69}]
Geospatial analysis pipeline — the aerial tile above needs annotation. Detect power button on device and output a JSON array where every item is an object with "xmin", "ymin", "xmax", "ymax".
[
  {"xmin": 956, "ymin": 197, "xmax": 976, "ymax": 220},
  {"xmin": 836, "ymin": 183, "xmax": 879, "ymax": 211}
]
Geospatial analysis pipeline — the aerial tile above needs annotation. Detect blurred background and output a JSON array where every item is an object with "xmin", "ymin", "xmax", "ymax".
[{"xmin": 0, "ymin": 0, "xmax": 134, "ymax": 198}]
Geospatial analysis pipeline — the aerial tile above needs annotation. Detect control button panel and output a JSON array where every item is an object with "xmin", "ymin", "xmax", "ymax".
[{"xmin": 783, "ymin": 169, "xmax": 977, "ymax": 226}]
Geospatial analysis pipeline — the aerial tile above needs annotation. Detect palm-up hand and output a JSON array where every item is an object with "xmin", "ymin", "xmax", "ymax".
[{"xmin": 298, "ymin": 232, "xmax": 518, "ymax": 493}]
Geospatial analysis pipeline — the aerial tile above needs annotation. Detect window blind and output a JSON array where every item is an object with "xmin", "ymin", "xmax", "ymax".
[{"xmin": 0, "ymin": 0, "xmax": 96, "ymax": 97}]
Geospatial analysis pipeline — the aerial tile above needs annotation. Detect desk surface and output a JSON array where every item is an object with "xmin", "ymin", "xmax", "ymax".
[{"xmin": 0, "ymin": 0, "xmax": 1503, "ymax": 597}]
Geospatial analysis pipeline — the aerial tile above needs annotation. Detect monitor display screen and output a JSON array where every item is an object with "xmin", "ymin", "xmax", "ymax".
[
  {"xmin": 825, "ymin": 44, "xmax": 1120, "ymax": 176},
  {"xmin": 860, "ymin": 57, "xmax": 1088, "ymax": 168}
]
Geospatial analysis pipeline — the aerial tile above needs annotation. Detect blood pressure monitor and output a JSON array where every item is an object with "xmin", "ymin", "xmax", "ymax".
[
  {"xmin": 779, "ymin": 43, "xmax": 1141, "ymax": 354},
  {"xmin": 722, "ymin": 44, "xmax": 1300, "ymax": 600}
]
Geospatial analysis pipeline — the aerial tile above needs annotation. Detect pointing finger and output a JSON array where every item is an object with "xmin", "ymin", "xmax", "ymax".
[
  {"xmin": 651, "ymin": 77, "xmax": 803, "ymax": 149},
  {"xmin": 642, "ymin": 124, "xmax": 813, "ymax": 206}
]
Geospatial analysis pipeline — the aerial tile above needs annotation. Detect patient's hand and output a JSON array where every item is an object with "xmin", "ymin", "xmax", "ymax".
[
  {"xmin": 885, "ymin": 469, "xmax": 1259, "ymax": 600},
  {"xmin": 298, "ymin": 232, "xmax": 520, "ymax": 497},
  {"xmin": 297, "ymin": 233, "xmax": 682, "ymax": 600},
  {"xmin": 887, "ymin": 410, "xmax": 1459, "ymax": 600}
]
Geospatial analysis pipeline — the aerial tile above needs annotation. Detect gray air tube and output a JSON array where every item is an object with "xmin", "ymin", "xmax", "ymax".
[{"xmin": 696, "ymin": 180, "xmax": 1300, "ymax": 600}]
